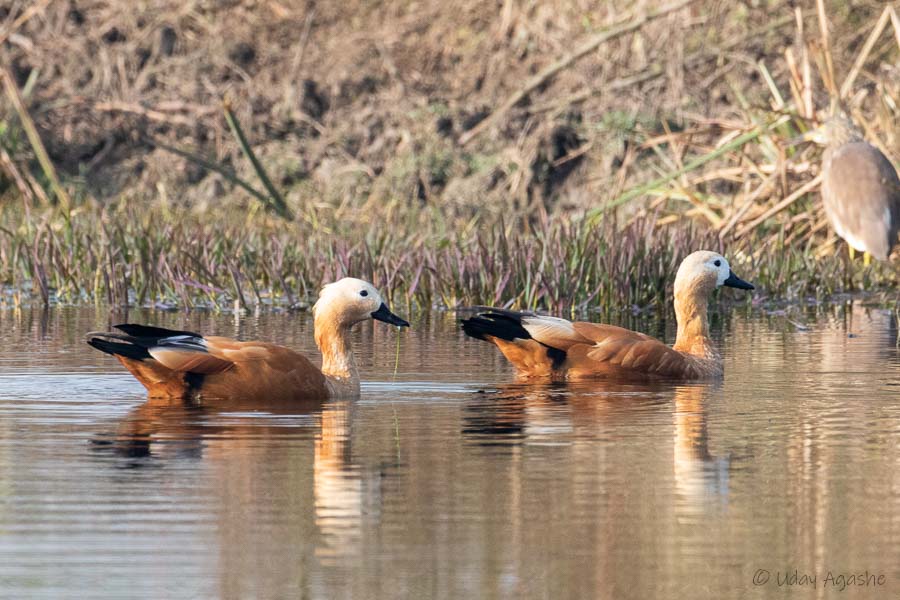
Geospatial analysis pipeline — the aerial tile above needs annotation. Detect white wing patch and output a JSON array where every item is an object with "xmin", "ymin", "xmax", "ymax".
[
  {"xmin": 157, "ymin": 334, "xmax": 209, "ymax": 351},
  {"xmin": 521, "ymin": 315, "xmax": 581, "ymax": 347}
]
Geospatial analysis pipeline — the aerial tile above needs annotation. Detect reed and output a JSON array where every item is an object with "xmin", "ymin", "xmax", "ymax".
[
  {"xmin": 0, "ymin": 199, "xmax": 893, "ymax": 314},
  {"xmin": 222, "ymin": 101, "xmax": 293, "ymax": 221}
]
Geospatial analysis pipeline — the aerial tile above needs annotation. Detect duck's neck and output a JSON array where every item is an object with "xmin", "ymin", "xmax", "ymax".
[
  {"xmin": 314, "ymin": 313, "xmax": 359, "ymax": 387},
  {"xmin": 672, "ymin": 287, "xmax": 718, "ymax": 360}
]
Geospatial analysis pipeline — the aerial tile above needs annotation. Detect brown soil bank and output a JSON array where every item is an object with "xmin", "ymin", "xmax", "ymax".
[{"xmin": 0, "ymin": 0, "xmax": 898, "ymax": 222}]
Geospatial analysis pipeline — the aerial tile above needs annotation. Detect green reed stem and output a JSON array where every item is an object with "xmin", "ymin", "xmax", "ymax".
[{"xmin": 223, "ymin": 101, "xmax": 293, "ymax": 220}]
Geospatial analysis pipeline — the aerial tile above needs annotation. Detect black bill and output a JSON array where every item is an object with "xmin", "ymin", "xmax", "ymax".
[
  {"xmin": 723, "ymin": 270, "xmax": 754, "ymax": 290},
  {"xmin": 371, "ymin": 303, "xmax": 410, "ymax": 327}
]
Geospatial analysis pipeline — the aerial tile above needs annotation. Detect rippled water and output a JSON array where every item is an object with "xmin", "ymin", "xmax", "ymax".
[{"xmin": 0, "ymin": 305, "xmax": 899, "ymax": 599}]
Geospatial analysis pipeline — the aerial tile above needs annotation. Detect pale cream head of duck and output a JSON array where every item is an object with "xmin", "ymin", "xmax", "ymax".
[
  {"xmin": 313, "ymin": 277, "xmax": 409, "ymax": 328},
  {"xmin": 672, "ymin": 251, "xmax": 754, "ymax": 359},
  {"xmin": 313, "ymin": 277, "xmax": 409, "ymax": 383}
]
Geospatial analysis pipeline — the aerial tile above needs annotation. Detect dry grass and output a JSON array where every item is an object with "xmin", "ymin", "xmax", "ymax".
[
  {"xmin": 0, "ymin": 1, "xmax": 899, "ymax": 313},
  {"xmin": 1, "ymin": 0, "xmax": 894, "ymax": 215}
]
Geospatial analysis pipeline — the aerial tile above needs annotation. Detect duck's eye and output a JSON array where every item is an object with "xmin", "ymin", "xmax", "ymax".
[
  {"xmin": 360, "ymin": 290, "xmax": 369, "ymax": 297},
  {"xmin": 713, "ymin": 259, "xmax": 721, "ymax": 267}
]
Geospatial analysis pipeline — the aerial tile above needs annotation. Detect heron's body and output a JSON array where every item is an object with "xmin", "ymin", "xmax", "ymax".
[
  {"xmin": 462, "ymin": 251, "xmax": 753, "ymax": 381},
  {"xmin": 819, "ymin": 118, "xmax": 900, "ymax": 261}
]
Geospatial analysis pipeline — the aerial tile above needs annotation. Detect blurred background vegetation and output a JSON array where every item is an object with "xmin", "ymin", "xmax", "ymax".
[{"xmin": 0, "ymin": 0, "xmax": 898, "ymax": 313}]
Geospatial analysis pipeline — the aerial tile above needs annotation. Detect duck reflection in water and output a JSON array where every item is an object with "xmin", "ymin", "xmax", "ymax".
[
  {"xmin": 463, "ymin": 381, "xmax": 672, "ymax": 446},
  {"xmin": 91, "ymin": 394, "xmax": 376, "ymax": 581},
  {"xmin": 672, "ymin": 384, "xmax": 730, "ymax": 515},
  {"xmin": 92, "ymin": 395, "xmax": 328, "ymax": 461},
  {"xmin": 464, "ymin": 381, "xmax": 731, "ymax": 513}
]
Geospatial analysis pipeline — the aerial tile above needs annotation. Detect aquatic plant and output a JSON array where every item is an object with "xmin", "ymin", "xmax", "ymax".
[{"xmin": 0, "ymin": 198, "xmax": 892, "ymax": 314}]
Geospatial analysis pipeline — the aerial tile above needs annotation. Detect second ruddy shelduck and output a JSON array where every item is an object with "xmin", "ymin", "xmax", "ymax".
[
  {"xmin": 461, "ymin": 251, "xmax": 753, "ymax": 380},
  {"xmin": 87, "ymin": 278, "xmax": 409, "ymax": 401}
]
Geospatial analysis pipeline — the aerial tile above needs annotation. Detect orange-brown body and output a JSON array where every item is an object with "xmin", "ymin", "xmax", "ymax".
[
  {"xmin": 88, "ymin": 278, "xmax": 408, "ymax": 402},
  {"xmin": 462, "ymin": 251, "xmax": 752, "ymax": 382},
  {"xmin": 113, "ymin": 337, "xmax": 331, "ymax": 401},
  {"xmin": 486, "ymin": 321, "xmax": 717, "ymax": 381}
]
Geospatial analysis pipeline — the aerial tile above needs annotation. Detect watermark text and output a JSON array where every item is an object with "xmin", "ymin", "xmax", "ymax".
[{"xmin": 752, "ymin": 569, "xmax": 886, "ymax": 591}]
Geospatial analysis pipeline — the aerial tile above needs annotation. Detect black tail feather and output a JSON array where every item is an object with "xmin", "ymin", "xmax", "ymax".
[
  {"xmin": 461, "ymin": 309, "xmax": 567, "ymax": 370},
  {"xmin": 461, "ymin": 310, "xmax": 533, "ymax": 342},
  {"xmin": 114, "ymin": 324, "xmax": 202, "ymax": 340},
  {"xmin": 88, "ymin": 324, "xmax": 205, "ymax": 360},
  {"xmin": 87, "ymin": 337, "xmax": 152, "ymax": 361}
]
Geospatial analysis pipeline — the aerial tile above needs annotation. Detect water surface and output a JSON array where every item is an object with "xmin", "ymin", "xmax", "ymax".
[{"xmin": 0, "ymin": 305, "xmax": 898, "ymax": 599}]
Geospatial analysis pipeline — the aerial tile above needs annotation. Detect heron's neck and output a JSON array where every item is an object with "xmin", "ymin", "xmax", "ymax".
[
  {"xmin": 672, "ymin": 285, "xmax": 718, "ymax": 359},
  {"xmin": 314, "ymin": 311, "xmax": 359, "ymax": 383},
  {"xmin": 827, "ymin": 120, "xmax": 864, "ymax": 148}
]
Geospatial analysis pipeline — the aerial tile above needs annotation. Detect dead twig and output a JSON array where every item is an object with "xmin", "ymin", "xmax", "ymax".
[
  {"xmin": 0, "ymin": 144, "xmax": 36, "ymax": 206},
  {"xmin": 587, "ymin": 118, "xmax": 789, "ymax": 223},
  {"xmin": 520, "ymin": 14, "xmax": 797, "ymax": 119},
  {"xmin": 840, "ymin": 6, "xmax": 892, "ymax": 99},
  {"xmin": 718, "ymin": 172, "xmax": 777, "ymax": 238},
  {"xmin": 0, "ymin": 0, "xmax": 52, "ymax": 46},
  {"xmin": 458, "ymin": 0, "xmax": 699, "ymax": 146},
  {"xmin": 528, "ymin": 68, "xmax": 664, "ymax": 114},
  {"xmin": 1, "ymin": 67, "xmax": 71, "ymax": 212},
  {"xmin": 735, "ymin": 174, "xmax": 822, "ymax": 238},
  {"xmin": 94, "ymin": 101, "xmax": 209, "ymax": 126},
  {"xmin": 890, "ymin": 7, "xmax": 900, "ymax": 54},
  {"xmin": 815, "ymin": 0, "xmax": 838, "ymax": 97}
]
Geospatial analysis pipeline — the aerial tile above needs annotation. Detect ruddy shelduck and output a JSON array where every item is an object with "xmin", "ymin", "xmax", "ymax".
[
  {"xmin": 461, "ymin": 251, "xmax": 753, "ymax": 380},
  {"xmin": 87, "ymin": 278, "xmax": 409, "ymax": 400}
]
